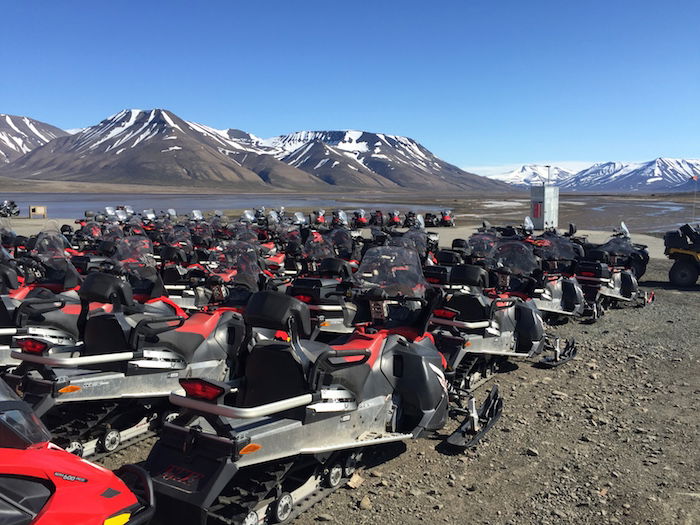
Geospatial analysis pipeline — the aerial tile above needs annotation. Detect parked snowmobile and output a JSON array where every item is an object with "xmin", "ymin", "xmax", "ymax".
[
  {"xmin": 440, "ymin": 210, "xmax": 455, "ymax": 227},
  {"xmin": 5, "ymin": 271, "xmax": 246, "ymax": 458},
  {"xmin": 145, "ymin": 246, "xmax": 502, "ymax": 524},
  {"xmin": 387, "ymin": 210, "xmax": 402, "ymax": 228},
  {"xmin": 494, "ymin": 238, "xmax": 587, "ymax": 322},
  {"xmin": 369, "ymin": 209, "xmax": 384, "ymax": 227},
  {"xmin": 430, "ymin": 260, "xmax": 577, "ymax": 399},
  {"xmin": 0, "ymin": 200, "xmax": 20, "ymax": 218},
  {"xmin": 424, "ymin": 212, "xmax": 439, "ymax": 227},
  {"xmin": 403, "ymin": 211, "xmax": 418, "ymax": 228},
  {"xmin": 351, "ymin": 209, "xmax": 369, "ymax": 229},
  {"xmin": 575, "ymin": 223, "xmax": 653, "ymax": 309},
  {"xmin": 0, "ymin": 378, "xmax": 155, "ymax": 524}
]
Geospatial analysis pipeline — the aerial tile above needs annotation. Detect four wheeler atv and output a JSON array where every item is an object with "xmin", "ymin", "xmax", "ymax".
[{"xmin": 664, "ymin": 223, "xmax": 700, "ymax": 286}]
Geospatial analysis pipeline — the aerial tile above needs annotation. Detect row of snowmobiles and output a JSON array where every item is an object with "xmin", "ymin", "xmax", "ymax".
[{"xmin": 0, "ymin": 209, "xmax": 652, "ymax": 525}]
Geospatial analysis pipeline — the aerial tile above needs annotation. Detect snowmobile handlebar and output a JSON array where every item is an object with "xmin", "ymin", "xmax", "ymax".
[
  {"xmin": 311, "ymin": 349, "xmax": 371, "ymax": 376},
  {"xmin": 14, "ymin": 298, "xmax": 66, "ymax": 325},
  {"xmin": 130, "ymin": 316, "xmax": 185, "ymax": 349}
]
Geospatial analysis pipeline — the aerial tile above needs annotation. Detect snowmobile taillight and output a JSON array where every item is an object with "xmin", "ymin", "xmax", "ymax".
[
  {"xmin": 17, "ymin": 338, "xmax": 49, "ymax": 355},
  {"xmin": 294, "ymin": 295, "xmax": 313, "ymax": 303},
  {"xmin": 426, "ymin": 277, "xmax": 442, "ymax": 284},
  {"xmin": 433, "ymin": 308, "xmax": 458, "ymax": 320},
  {"xmin": 579, "ymin": 271, "xmax": 595, "ymax": 277},
  {"xmin": 180, "ymin": 378, "xmax": 225, "ymax": 402}
]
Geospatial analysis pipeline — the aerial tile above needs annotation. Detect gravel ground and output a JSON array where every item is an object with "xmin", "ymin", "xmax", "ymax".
[{"xmin": 100, "ymin": 257, "xmax": 700, "ymax": 525}]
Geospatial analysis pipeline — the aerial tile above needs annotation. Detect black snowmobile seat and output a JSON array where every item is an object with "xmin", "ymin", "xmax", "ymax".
[
  {"xmin": 78, "ymin": 272, "xmax": 134, "ymax": 308},
  {"xmin": 150, "ymin": 311, "xmax": 239, "ymax": 363},
  {"xmin": 245, "ymin": 291, "xmax": 312, "ymax": 338},
  {"xmin": 318, "ymin": 258, "xmax": 352, "ymax": 280},
  {"xmin": 445, "ymin": 293, "xmax": 492, "ymax": 323},
  {"xmin": 436, "ymin": 250, "xmax": 463, "ymax": 266},
  {"xmin": 449, "ymin": 264, "xmax": 489, "ymax": 288}
]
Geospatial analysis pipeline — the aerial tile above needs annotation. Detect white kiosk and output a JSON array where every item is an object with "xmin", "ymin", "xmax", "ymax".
[{"xmin": 530, "ymin": 184, "xmax": 559, "ymax": 230}]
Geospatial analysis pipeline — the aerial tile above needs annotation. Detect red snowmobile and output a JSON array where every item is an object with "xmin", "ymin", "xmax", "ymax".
[{"xmin": 0, "ymin": 378, "xmax": 154, "ymax": 524}]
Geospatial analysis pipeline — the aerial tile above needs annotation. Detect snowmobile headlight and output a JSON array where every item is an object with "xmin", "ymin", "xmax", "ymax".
[{"xmin": 103, "ymin": 512, "xmax": 131, "ymax": 525}]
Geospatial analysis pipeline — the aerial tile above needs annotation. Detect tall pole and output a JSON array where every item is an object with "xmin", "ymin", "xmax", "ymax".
[{"xmin": 545, "ymin": 164, "xmax": 551, "ymax": 185}]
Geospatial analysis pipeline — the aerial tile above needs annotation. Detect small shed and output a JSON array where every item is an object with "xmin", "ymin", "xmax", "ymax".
[{"xmin": 530, "ymin": 184, "xmax": 559, "ymax": 230}]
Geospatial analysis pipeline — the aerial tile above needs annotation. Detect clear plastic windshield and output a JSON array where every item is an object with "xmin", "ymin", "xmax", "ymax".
[
  {"xmin": 327, "ymin": 228, "xmax": 354, "ymax": 257},
  {"xmin": 210, "ymin": 241, "xmax": 261, "ymax": 290},
  {"xmin": 494, "ymin": 240, "xmax": 539, "ymax": 276},
  {"xmin": 468, "ymin": 233, "xmax": 498, "ymax": 258},
  {"xmin": 32, "ymin": 230, "xmax": 70, "ymax": 259},
  {"xmin": 102, "ymin": 224, "xmax": 125, "ymax": 242},
  {"xmin": 355, "ymin": 246, "xmax": 427, "ymax": 297},
  {"xmin": 0, "ymin": 246, "xmax": 12, "ymax": 263},
  {"xmin": 191, "ymin": 210, "xmax": 204, "ymax": 221},
  {"xmin": 303, "ymin": 232, "xmax": 335, "ymax": 260},
  {"xmin": 115, "ymin": 236, "xmax": 155, "ymax": 266},
  {"xmin": 598, "ymin": 236, "xmax": 636, "ymax": 256},
  {"xmin": 0, "ymin": 380, "xmax": 51, "ymax": 448},
  {"xmin": 532, "ymin": 235, "xmax": 577, "ymax": 261},
  {"xmin": 241, "ymin": 210, "xmax": 256, "ymax": 223}
]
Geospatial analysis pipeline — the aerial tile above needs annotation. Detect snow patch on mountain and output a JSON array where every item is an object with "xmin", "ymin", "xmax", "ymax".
[{"xmin": 487, "ymin": 164, "xmax": 575, "ymax": 186}]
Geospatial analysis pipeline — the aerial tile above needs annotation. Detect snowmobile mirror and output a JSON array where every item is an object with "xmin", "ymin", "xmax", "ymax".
[{"xmin": 568, "ymin": 223, "xmax": 577, "ymax": 236}]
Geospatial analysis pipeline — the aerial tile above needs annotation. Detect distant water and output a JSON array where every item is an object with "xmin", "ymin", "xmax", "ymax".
[{"xmin": 2, "ymin": 193, "xmax": 437, "ymax": 218}]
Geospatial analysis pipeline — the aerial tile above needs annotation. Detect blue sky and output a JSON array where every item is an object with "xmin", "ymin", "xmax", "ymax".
[{"xmin": 2, "ymin": 0, "xmax": 698, "ymax": 174}]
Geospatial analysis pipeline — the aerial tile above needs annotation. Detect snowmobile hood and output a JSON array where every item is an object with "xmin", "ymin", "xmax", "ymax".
[{"xmin": 0, "ymin": 444, "xmax": 142, "ymax": 524}]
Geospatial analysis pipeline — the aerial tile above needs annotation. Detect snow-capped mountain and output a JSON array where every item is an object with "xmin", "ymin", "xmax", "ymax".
[
  {"xmin": 1, "ymin": 110, "xmax": 507, "ymax": 191},
  {"xmin": 2, "ymin": 109, "xmax": 321, "ymax": 189},
  {"xmin": 488, "ymin": 165, "xmax": 575, "ymax": 186},
  {"xmin": 0, "ymin": 114, "xmax": 67, "ymax": 163},
  {"xmin": 560, "ymin": 158, "xmax": 700, "ymax": 191},
  {"xmin": 255, "ymin": 130, "xmax": 504, "ymax": 190}
]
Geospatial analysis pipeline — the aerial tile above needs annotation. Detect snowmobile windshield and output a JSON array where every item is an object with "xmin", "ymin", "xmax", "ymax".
[
  {"xmin": 327, "ymin": 229, "xmax": 354, "ymax": 258},
  {"xmin": 219, "ymin": 242, "xmax": 261, "ymax": 291},
  {"xmin": 293, "ymin": 212, "xmax": 307, "ymax": 225},
  {"xmin": 303, "ymin": 232, "xmax": 335, "ymax": 260},
  {"xmin": 393, "ymin": 230, "xmax": 428, "ymax": 257},
  {"xmin": 230, "ymin": 223, "xmax": 258, "ymax": 243},
  {"xmin": 102, "ymin": 224, "xmax": 125, "ymax": 242},
  {"xmin": 0, "ymin": 246, "xmax": 12, "ymax": 263},
  {"xmin": 0, "ymin": 380, "xmax": 51, "ymax": 448},
  {"xmin": 191, "ymin": 210, "xmax": 204, "ymax": 221},
  {"xmin": 468, "ymin": 233, "xmax": 498, "ymax": 258},
  {"xmin": 105, "ymin": 206, "xmax": 116, "ymax": 217},
  {"xmin": 598, "ymin": 236, "xmax": 636, "ymax": 256},
  {"xmin": 241, "ymin": 210, "xmax": 255, "ymax": 223},
  {"xmin": 143, "ymin": 209, "xmax": 156, "ymax": 220},
  {"xmin": 167, "ymin": 228, "xmax": 192, "ymax": 248},
  {"xmin": 191, "ymin": 222, "xmax": 213, "ymax": 239},
  {"xmin": 335, "ymin": 210, "xmax": 348, "ymax": 225},
  {"xmin": 532, "ymin": 235, "xmax": 577, "ymax": 261},
  {"xmin": 115, "ymin": 209, "xmax": 128, "ymax": 222},
  {"xmin": 32, "ymin": 230, "xmax": 70, "ymax": 259},
  {"xmin": 355, "ymin": 246, "xmax": 427, "ymax": 298},
  {"xmin": 356, "ymin": 209, "xmax": 367, "ymax": 218},
  {"xmin": 115, "ymin": 236, "xmax": 155, "ymax": 266},
  {"xmin": 494, "ymin": 240, "xmax": 539, "ymax": 276},
  {"xmin": 78, "ymin": 221, "xmax": 103, "ymax": 240}
]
